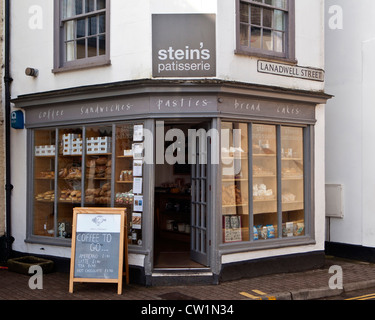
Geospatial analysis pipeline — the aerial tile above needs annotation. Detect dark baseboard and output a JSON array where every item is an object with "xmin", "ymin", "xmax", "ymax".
[
  {"xmin": 219, "ymin": 251, "xmax": 326, "ymax": 282},
  {"xmin": 325, "ymin": 241, "xmax": 375, "ymax": 263}
]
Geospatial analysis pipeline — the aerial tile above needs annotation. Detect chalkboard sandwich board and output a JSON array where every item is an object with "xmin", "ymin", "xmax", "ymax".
[{"xmin": 69, "ymin": 208, "xmax": 128, "ymax": 295}]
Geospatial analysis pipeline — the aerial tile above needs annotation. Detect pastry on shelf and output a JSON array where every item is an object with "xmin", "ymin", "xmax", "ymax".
[
  {"xmin": 222, "ymin": 185, "xmax": 247, "ymax": 206},
  {"xmin": 95, "ymin": 156, "xmax": 108, "ymax": 166},
  {"xmin": 282, "ymin": 192, "xmax": 296, "ymax": 203},
  {"xmin": 37, "ymin": 171, "xmax": 55, "ymax": 178},
  {"xmin": 253, "ymin": 183, "xmax": 275, "ymax": 200},
  {"xmin": 35, "ymin": 190, "xmax": 55, "ymax": 201}
]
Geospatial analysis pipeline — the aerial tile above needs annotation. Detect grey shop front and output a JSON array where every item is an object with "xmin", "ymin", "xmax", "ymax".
[{"xmin": 13, "ymin": 80, "xmax": 330, "ymax": 284}]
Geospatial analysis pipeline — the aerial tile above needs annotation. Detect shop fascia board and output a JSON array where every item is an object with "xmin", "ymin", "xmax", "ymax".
[{"xmin": 12, "ymin": 79, "xmax": 333, "ymax": 109}]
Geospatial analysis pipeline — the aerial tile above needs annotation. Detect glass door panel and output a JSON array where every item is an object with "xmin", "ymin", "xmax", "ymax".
[
  {"xmin": 221, "ymin": 122, "xmax": 249, "ymax": 243},
  {"xmin": 281, "ymin": 126, "xmax": 305, "ymax": 237},
  {"xmin": 252, "ymin": 124, "xmax": 277, "ymax": 240},
  {"xmin": 33, "ymin": 129, "xmax": 56, "ymax": 237},
  {"xmin": 57, "ymin": 128, "xmax": 83, "ymax": 238}
]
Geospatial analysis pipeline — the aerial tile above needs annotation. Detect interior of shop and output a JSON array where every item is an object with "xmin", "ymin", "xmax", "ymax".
[{"xmin": 153, "ymin": 122, "xmax": 208, "ymax": 269}]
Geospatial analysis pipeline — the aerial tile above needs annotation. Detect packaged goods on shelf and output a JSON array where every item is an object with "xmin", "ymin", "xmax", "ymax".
[
  {"xmin": 282, "ymin": 220, "xmax": 305, "ymax": 237},
  {"xmin": 63, "ymin": 133, "xmax": 80, "ymax": 155},
  {"xmin": 87, "ymin": 137, "xmax": 112, "ymax": 154},
  {"xmin": 115, "ymin": 191, "xmax": 134, "ymax": 205},
  {"xmin": 71, "ymin": 138, "xmax": 83, "ymax": 155},
  {"xmin": 35, "ymin": 145, "xmax": 55, "ymax": 156},
  {"xmin": 255, "ymin": 224, "xmax": 276, "ymax": 240}
]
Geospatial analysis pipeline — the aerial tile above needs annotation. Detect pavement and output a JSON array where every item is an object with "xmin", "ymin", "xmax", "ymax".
[{"xmin": 1, "ymin": 255, "xmax": 375, "ymax": 302}]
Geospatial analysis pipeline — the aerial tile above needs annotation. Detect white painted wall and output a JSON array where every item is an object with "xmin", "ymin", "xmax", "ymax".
[
  {"xmin": 325, "ymin": 0, "xmax": 375, "ymax": 247},
  {"xmin": 10, "ymin": 0, "xmax": 325, "ymax": 99},
  {"xmin": 9, "ymin": 0, "xmax": 326, "ymax": 261}
]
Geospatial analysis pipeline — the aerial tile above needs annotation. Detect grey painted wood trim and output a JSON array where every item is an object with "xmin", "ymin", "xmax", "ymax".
[{"xmin": 12, "ymin": 79, "xmax": 332, "ymax": 108}]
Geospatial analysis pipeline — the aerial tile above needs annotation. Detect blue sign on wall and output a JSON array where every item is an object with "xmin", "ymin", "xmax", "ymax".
[{"xmin": 11, "ymin": 110, "xmax": 24, "ymax": 129}]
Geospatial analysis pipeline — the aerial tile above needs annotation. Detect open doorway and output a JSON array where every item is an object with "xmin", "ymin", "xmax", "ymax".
[{"xmin": 154, "ymin": 121, "xmax": 210, "ymax": 269}]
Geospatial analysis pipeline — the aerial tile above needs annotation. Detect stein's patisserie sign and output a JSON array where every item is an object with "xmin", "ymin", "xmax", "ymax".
[{"xmin": 152, "ymin": 14, "xmax": 216, "ymax": 78}]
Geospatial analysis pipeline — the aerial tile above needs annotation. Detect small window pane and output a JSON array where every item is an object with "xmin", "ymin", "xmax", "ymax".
[
  {"xmin": 263, "ymin": 29, "xmax": 273, "ymax": 51},
  {"xmin": 99, "ymin": 14, "xmax": 106, "ymax": 33},
  {"xmin": 265, "ymin": 0, "xmax": 287, "ymax": 9},
  {"xmin": 98, "ymin": 35, "xmax": 106, "ymax": 55},
  {"xmin": 274, "ymin": 10, "xmax": 285, "ymax": 31},
  {"xmin": 65, "ymin": 20, "xmax": 75, "ymax": 41},
  {"xmin": 263, "ymin": 8, "xmax": 273, "ymax": 28},
  {"xmin": 66, "ymin": 41, "xmax": 75, "ymax": 61},
  {"xmin": 63, "ymin": 0, "xmax": 83, "ymax": 18},
  {"xmin": 251, "ymin": 27, "xmax": 262, "ymax": 49},
  {"xmin": 240, "ymin": 24, "xmax": 250, "ymax": 47},
  {"xmin": 87, "ymin": 36, "xmax": 97, "ymax": 57},
  {"xmin": 76, "ymin": 18, "xmax": 86, "ymax": 38},
  {"xmin": 251, "ymin": 5, "xmax": 261, "ymax": 26},
  {"xmin": 85, "ymin": 0, "xmax": 95, "ymax": 13},
  {"xmin": 77, "ymin": 39, "xmax": 86, "ymax": 59},
  {"xmin": 88, "ymin": 16, "xmax": 97, "ymax": 36},
  {"xmin": 274, "ymin": 31, "xmax": 284, "ymax": 52},
  {"xmin": 240, "ymin": 2, "xmax": 249, "ymax": 23},
  {"xmin": 97, "ymin": 0, "xmax": 106, "ymax": 10}
]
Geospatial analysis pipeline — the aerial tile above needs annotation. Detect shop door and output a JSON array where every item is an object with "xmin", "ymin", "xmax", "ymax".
[{"xmin": 190, "ymin": 129, "xmax": 210, "ymax": 267}]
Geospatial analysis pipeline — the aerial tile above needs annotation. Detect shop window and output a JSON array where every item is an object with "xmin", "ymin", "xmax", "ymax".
[
  {"xmin": 53, "ymin": 0, "xmax": 110, "ymax": 71},
  {"xmin": 281, "ymin": 126, "xmax": 305, "ymax": 238},
  {"xmin": 33, "ymin": 129, "xmax": 57, "ymax": 237},
  {"xmin": 221, "ymin": 122, "xmax": 307, "ymax": 244},
  {"xmin": 221, "ymin": 122, "xmax": 249, "ymax": 243},
  {"xmin": 236, "ymin": 0, "xmax": 295, "ymax": 61},
  {"xmin": 56, "ymin": 127, "xmax": 83, "ymax": 238},
  {"xmin": 252, "ymin": 124, "xmax": 278, "ymax": 240},
  {"xmin": 31, "ymin": 123, "xmax": 144, "ymax": 246}
]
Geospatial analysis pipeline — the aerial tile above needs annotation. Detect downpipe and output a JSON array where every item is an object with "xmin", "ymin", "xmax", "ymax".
[{"xmin": 4, "ymin": 0, "xmax": 14, "ymax": 260}]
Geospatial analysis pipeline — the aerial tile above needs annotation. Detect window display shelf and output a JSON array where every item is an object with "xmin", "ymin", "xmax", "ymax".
[
  {"xmin": 282, "ymin": 157, "xmax": 303, "ymax": 161},
  {"xmin": 222, "ymin": 203, "xmax": 248, "ymax": 208},
  {"xmin": 253, "ymin": 154, "xmax": 276, "ymax": 157},
  {"xmin": 221, "ymin": 156, "xmax": 248, "ymax": 160}
]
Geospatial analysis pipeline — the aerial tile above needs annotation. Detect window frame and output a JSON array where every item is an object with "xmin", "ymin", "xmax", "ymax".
[
  {"xmin": 219, "ymin": 120, "xmax": 315, "ymax": 252},
  {"xmin": 26, "ymin": 120, "xmax": 146, "ymax": 251},
  {"xmin": 235, "ymin": 0, "xmax": 296, "ymax": 63},
  {"xmin": 53, "ymin": 0, "xmax": 111, "ymax": 73}
]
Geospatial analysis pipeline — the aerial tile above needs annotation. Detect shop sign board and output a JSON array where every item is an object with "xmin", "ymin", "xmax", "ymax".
[
  {"xmin": 152, "ymin": 14, "xmax": 216, "ymax": 78},
  {"xmin": 69, "ymin": 208, "xmax": 128, "ymax": 295}
]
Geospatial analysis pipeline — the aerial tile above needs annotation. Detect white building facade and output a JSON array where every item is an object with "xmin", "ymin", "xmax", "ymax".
[
  {"xmin": 325, "ymin": 0, "xmax": 375, "ymax": 260},
  {"xmin": 9, "ymin": 0, "xmax": 330, "ymax": 284}
]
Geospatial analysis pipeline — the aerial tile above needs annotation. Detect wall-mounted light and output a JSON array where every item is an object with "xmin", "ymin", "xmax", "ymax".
[{"xmin": 25, "ymin": 67, "xmax": 39, "ymax": 77}]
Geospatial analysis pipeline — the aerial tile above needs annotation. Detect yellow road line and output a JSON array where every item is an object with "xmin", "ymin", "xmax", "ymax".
[
  {"xmin": 252, "ymin": 289, "xmax": 267, "ymax": 296},
  {"xmin": 240, "ymin": 292, "xmax": 262, "ymax": 300},
  {"xmin": 345, "ymin": 293, "xmax": 375, "ymax": 301},
  {"xmin": 357, "ymin": 296, "xmax": 375, "ymax": 301}
]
